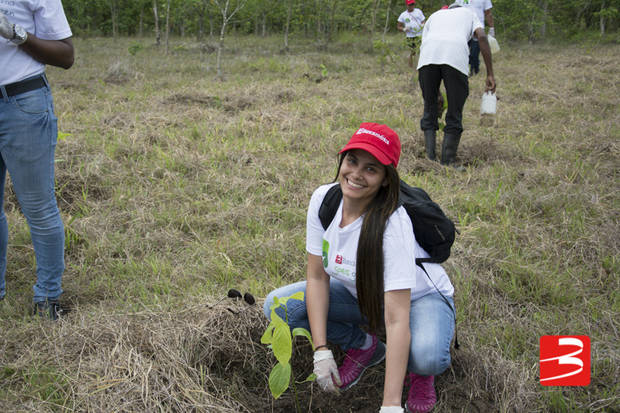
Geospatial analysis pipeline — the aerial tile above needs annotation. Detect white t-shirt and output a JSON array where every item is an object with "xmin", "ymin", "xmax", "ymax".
[
  {"xmin": 464, "ymin": 0, "xmax": 492, "ymax": 29},
  {"xmin": 398, "ymin": 9, "xmax": 425, "ymax": 38},
  {"xmin": 416, "ymin": 7, "xmax": 482, "ymax": 76},
  {"xmin": 306, "ymin": 183, "xmax": 454, "ymax": 301},
  {"xmin": 0, "ymin": 0, "xmax": 72, "ymax": 85}
]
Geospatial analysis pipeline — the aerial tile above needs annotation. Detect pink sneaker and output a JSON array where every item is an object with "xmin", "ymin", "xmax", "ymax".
[
  {"xmin": 338, "ymin": 335, "xmax": 386, "ymax": 390},
  {"xmin": 405, "ymin": 373, "xmax": 436, "ymax": 413}
]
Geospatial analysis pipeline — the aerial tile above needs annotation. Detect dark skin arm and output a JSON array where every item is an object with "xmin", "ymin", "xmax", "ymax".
[
  {"xmin": 484, "ymin": 9, "xmax": 494, "ymax": 29},
  {"xmin": 474, "ymin": 27, "xmax": 496, "ymax": 93},
  {"xmin": 19, "ymin": 35, "xmax": 74, "ymax": 69}
]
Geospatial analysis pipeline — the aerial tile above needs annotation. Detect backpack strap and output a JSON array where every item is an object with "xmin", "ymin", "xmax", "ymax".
[
  {"xmin": 417, "ymin": 262, "xmax": 460, "ymax": 350},
  {"xmin": 318, "ymin": 184, "xmax": 343, "ymax": 230}
]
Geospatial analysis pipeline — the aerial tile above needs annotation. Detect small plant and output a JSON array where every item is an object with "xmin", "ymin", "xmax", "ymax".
[
  {"xmin": 373, "ymin": 40, "xmax": 399, "ymax": 70},
  {"xmin": 261, "ymin": 292, "xmax": 315, "ymax": 411},
  {"xmin": 128, "ymin": 42, "xmax": 143, "ymax": 56},
  {"xmin": 319, "ymin": 64, "xmax": 328, "ymax": 79}
]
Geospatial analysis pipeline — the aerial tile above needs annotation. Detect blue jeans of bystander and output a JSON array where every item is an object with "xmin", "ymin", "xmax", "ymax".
[{"xmin": 0, "ymin": 74, "xmax": 65, "ymax": 303}]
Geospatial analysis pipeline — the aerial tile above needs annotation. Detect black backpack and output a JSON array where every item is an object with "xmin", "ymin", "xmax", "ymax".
[
  {"xmin": 318, "ymin": 179, "xmax": 460, "ymax": 348},
  {"xmin": 318, "ymin": 180, "xmax": 456, "ymax": 267}
]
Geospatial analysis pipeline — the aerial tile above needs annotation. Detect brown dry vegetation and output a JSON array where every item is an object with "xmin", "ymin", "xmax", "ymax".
[{"xmin": 0, "ymin": 35, "xmax": 618, "ymax": 412}]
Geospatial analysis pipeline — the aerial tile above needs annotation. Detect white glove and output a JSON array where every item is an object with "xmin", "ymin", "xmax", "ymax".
[
  {"xmin": 379, "ymin": 407, "xmax": 404, "ymax": 413},
  {"xmin": 313, "ymin": 350, "xmax": 342, "ymax": 392},
  {"xmin": 488, "ymin": 27, "xmax": 495, "ymax": 37},
  {"xmin": 0, "ymin": 13, "xmax": 14, "ymax": 39}
]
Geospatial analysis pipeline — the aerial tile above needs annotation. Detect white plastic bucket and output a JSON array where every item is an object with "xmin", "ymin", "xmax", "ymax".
[
  {"xmin": 488, "ymin": 35, "xmax": 500, "ymax": 54},
  {"xmin": 480, "ymin": 91, "xmax": 497, "ymax": 115}
]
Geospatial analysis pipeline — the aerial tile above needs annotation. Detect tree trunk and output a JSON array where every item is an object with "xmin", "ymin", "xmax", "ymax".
[
  {"xmin": 153, "ymin": 0, "xmax": 161, "ymax": 46},
  {"xmin": 540, "ymin": 0, "xmax": 548, "ymax": 39},
  {"xmin": 216, "ymin": 0, "xmax": 230, "ymax": 79},
  {"xmin": 315, "ymin": 0, "xmax": 321, "ymax": 41},
  {"xmin": 382, "ymin": 0, "xmax": 393, "ymax": 41},
  {"xmin": 261, "ymin": 11, "xmax": 267, "ymax": 37},
  {"xmin": 600, "ymin": 0, "xmax": 606, "ymax": 35},
  {"xmin": 327, "ymin": 0, "xmax": 337, "ymax": 44},
  {"xmin": 110, "ymin": 0, "xmax": 118, "ymax": 37},
  {"xmin": 284, "ymin": 0, "xmax": 293, "ymax": 49},
  {"xmin": 165, "ymin": 0, "xmax": 171, "ymax": 54},
  {"xmin": 139, "ymin": 7, "xmax": 144, "ymax": 37},
  {"xmin": 370, "ymin": 0, "xmax": 379, "ymax": 39}
]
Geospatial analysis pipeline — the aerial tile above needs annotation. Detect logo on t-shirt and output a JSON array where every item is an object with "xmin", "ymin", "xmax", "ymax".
[
  {"xmin": 335, "ymin": 255, "xmax": 343, "ymax": 264},
  {"xmin": 322, "ymin": 240, "xmax": 329, "ymax": 268}
]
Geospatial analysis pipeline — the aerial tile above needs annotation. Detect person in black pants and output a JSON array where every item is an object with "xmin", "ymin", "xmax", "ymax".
[{"xmin": 416, "ymin": 0, "xmax": 496, "ymax": 166}]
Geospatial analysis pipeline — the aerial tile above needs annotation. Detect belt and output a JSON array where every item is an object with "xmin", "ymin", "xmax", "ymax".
[{"xmin": 3, "ymin": 75, "xmax": 47, "ymax": 97}]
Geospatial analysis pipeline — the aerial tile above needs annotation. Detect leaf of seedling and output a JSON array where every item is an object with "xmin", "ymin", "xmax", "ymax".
[
  {"xmin": 292, "ymin": 327, "xmax": 314, "ymax": 350},
  {"xmin": 269, "ymin": 296, "xmax": 281, "ymax": 311},
  {"xmin": 268, "ymin": 361, "xmax": 292, "ymax": 399},
  {"xmin": 274, "ymin": 291, "xmax": 304, "ymax": 308},
  {"xmin": 300, "ymin": 373, "xmax": 317, "ymax": 383},
  {"xmin": 261, "ymin": 322, "xmax": 276, "ymax": 345},
  {"xmin": 271, "ymin": 317, "xmax": 292, "ymax": 365}
]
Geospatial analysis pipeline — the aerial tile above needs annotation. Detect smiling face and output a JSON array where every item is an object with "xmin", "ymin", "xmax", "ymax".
[{"xmin": 338, "ymin": 149, "xmax": 387, "ymax": 209}]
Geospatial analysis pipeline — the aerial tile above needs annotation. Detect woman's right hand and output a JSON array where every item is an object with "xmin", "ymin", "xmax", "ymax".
[{"xmin": 313, "ymin": 349, "xmax": 342, "ymax": 392}]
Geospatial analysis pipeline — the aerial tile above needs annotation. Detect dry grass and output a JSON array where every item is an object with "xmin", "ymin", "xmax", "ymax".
[{"xmin": 0, "ymin": 34, "xmax": 618, "ymax": 412}]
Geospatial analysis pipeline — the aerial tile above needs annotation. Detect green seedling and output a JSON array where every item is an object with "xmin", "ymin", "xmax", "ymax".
[{"xmin": 261, "ymin": 292, "xmax": 315, "ymax": 411}]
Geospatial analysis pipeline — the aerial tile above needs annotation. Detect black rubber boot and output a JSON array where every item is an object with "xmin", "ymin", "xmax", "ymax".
[
  {"xmin": 441, "ymin": 133, "xmax": 461, "ymax": 166},
  {"xmin": 424, "ymin": 129, "xmax": 437, "ymax": 160}
]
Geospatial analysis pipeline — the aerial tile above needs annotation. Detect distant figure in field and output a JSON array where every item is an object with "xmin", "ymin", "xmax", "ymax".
[
  {"xmin": 264, "ymin": 123, "xmax": 456, "ymax": 413},
  {"xmin": 417, "ymin": 0, "xmax": 496, "ymax": 166},
  {"xmin": 463, "ymin": 0, "xmax": 494, "ymax": 75},
  {"xmin": 0, "ymin": 1, "xmax": 74, "ymax": 319},
  {"xmin": 397, "ymin": 0, "xmax": 425, "ymax": 68}
]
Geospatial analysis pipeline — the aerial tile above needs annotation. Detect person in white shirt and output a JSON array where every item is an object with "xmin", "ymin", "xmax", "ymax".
[
  {"xmin": 0, "ymin": 1, "xmax": 73, "ymax": 320},
  {"xmin": 464, "ymin": 0, "xmax": 494, "ymax": 75},
  {"xmin": 264, "ymin": 123, "xmax": 456, "ymax": 413},
  {"xmin": 397, "ymin": 0, "xmax": 425, "ymax": 68},
  {"xmin": 416, "ymin": 0, "xmax": 496, "ymax": 166}
]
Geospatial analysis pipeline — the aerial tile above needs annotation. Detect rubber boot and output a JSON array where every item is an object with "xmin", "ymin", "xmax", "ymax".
[
  {"xmin": 424, "ymin": 130, "xmax": 436, "ymax": 161},
  {"xmin": 441, "ymin": 133, "xmax": 461, "ymax": 166}
]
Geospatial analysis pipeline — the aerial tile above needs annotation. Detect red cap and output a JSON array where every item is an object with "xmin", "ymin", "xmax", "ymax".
[
  {"xmin": 406, "ymin": 0, "xmax": 416, "ymax": 4},
  {"xmin": 441, "ymin": 5, "xmax": 449, "ymax": 9},
  {"xmin": 339, "ymin": 123, "xmax": 401, "ymax": 167}
]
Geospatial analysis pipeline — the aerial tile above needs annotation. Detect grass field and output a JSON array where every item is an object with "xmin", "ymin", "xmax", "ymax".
[{"xmin": 0, "ymin": 33, "xmax": 618, "ymax": 412}]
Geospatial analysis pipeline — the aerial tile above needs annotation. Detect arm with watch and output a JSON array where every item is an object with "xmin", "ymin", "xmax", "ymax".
[{"xmin": 0, "ymin": 13, "xmax": 73, "ymax": 69}]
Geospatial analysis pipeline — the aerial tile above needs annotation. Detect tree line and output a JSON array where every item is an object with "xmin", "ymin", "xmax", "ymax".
[{"xmin": 63, "ymin": 0, "xmax": 618, "ymax": 42}]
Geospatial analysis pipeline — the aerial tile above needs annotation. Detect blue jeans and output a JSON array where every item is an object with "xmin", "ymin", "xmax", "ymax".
[
  {"xmin": 264, "ymin": 279, "xmax": 455, "ymax": 376},
  {"xmin": 0, "ymin": 74, "xmax": 65, "ymax": 302},
  {"xmin": 468, "ymin": 39, "xmax": 480, "ymax": 74}
]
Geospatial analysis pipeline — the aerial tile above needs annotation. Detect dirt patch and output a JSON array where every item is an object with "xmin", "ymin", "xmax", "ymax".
[
  {"xmin": 163, "ymin": 93, "xmax": 254, "ymax": 113},
  {"xmin": 460, "ymin": 138, "xmax": 523, "ymax": 166}
]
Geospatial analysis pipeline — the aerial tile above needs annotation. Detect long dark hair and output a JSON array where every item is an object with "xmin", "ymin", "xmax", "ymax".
[{"xmin": 335, "ymin": 152, "xmax": 401, "ymax": 332}]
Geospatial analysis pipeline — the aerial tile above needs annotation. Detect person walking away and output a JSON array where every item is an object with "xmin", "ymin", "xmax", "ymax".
[
  {"xmin": 264, "ymin": 123, "xmax": 456, "ymax": 413},
  {"xmin": 417, "ymin": 0, "xmax": 496, "ymax": 165},
  {"xmin": 397, "ymin": 0, "xmax": 425, "ymax": 68},
  {"xmin": 0, "ymin": 1, "xmax": 74, "ymax": 319},
  {"xmin": 464, "ymin": 0, "xmax": 494, "ymax": 75}
]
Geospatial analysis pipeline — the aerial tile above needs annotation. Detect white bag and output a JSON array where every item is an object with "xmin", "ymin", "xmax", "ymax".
[
  {"xmin": 480, "ymin": 91, "xmax": 497, "ymax": 115},
  {"xmin": 488, "ymin": 35, "xmax": 500, "ymax": 54}
]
